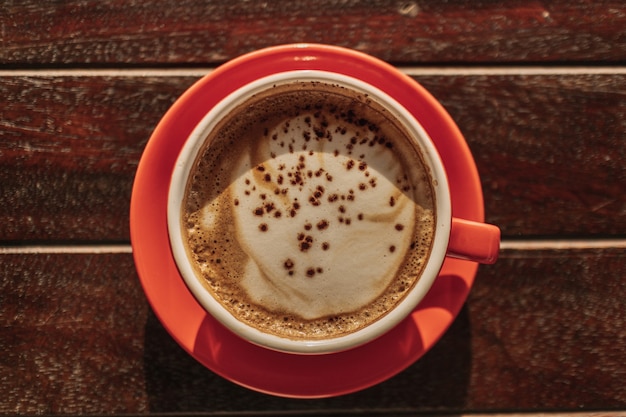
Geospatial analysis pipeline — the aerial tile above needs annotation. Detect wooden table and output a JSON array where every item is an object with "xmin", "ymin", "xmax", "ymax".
[{"xmin": 1, "ymin": 1, "xmax": 625, "ymax": 415}]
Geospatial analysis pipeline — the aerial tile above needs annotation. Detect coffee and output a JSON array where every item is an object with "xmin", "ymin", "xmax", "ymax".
[{"xmin": 181, "ymin": 80, "xmax": 435, "ymax": 341}]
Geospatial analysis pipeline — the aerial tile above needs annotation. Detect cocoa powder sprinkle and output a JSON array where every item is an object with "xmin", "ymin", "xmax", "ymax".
[{"xmin": 317, "ymin": 220, "xmax": 329, "ymax": 230}]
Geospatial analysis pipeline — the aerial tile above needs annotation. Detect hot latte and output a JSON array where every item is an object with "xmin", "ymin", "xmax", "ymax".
[{"xmin": 181, "ymin": 80, "xmax": 435, "ymax": 341}]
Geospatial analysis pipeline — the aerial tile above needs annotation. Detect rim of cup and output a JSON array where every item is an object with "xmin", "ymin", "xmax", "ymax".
[{"xmin": 167, "ymin": 70, "xmax": 452, "ymax": 354}]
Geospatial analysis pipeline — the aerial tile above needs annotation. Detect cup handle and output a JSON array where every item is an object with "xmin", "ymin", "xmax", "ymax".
[{"xmin": 446, "ymin": 218, "xmax": 500, "ymax": 264}]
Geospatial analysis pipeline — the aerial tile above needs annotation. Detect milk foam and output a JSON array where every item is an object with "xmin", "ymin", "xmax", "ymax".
[{"xmin": 183, "ymin": 81, "xmax": 434, "ymax": 339}]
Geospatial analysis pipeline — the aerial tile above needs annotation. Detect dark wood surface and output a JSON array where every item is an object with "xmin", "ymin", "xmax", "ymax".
[
  {"xmin": 2, "ymin": 248, "xmax": 625, "ymax": 414},
  {"xmin": 3, "ymin": 0, "xmax": 625, "ymax": 65},
  {"xmin": 1, "ymin": 0, "xmax": 625, "ymax": 415},
  {"xmin": 2, "ymin": 73, "xmax": 624, "ymax": 241}
]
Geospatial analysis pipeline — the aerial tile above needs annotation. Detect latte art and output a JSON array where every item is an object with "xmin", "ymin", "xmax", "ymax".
[
  {"xmin": 233, "ymin": 115, "xmax": 418, "ymax": 319},
  {"xmin": 182, "ymin": 81, "xmax": 435, "ymax": 340}
]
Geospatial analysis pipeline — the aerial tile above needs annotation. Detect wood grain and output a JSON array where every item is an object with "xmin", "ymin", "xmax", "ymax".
[
  {"xmin": 1, "ymin": 248, "xmax": 624, "ymax": 414},
  {"xmin": 0, "ymin": 253, "xmax": 148, "ymax": 414},
  {"xmin": 418, "ymin": 73, "xmax": 626, "ymax": 237},
  {"xmin": 1, "ymin": 73, "xmax": 624, "ymax": 242},
  {"xmin": 1, "ymin": 0, "xmax": 625, "ymax": 66},
  {"xmin": 0, "ymin": 75, "xmax": 187, "ymax": 242}
]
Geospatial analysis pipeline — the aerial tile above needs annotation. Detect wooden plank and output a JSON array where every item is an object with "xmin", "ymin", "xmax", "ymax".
[
  {"xmin": 0, "ymin": 253, "xmax": 149, "ymax": 414},
  {"xmin": 0, "ymin": 248, "xmax": 625, "ymax": 413},
  {"xmin": 417, "ymin": 73, "xmax": 626, "ymax": 237},
  {"xmin": 1, "ymin": 0, "xmax": 625, "ymax": 66},
  {"xmin": 466, "ymin": 247, "xmax": 626, "ymax": 409},
  {"xmin": 0, "ymin": 75, "xmax": 191, "ymax": 242},
  {"xmin": 1, "ymin": 73, "xmax": 624, "ymax": 241}
]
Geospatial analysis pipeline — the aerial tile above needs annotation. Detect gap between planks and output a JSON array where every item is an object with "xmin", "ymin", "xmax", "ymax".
[
  {"xmin": 1, "ymin": 239, "xmax": 625, "ymax": 254},
  {"xmin": 0, "ymin": 67, "xmax": 625, "ymax": 78}
]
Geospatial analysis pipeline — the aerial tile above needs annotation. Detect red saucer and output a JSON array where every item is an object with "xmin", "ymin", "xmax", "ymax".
[{"xmin": 130, "ymin": 44, "xmax": 482, "ymax": 398}]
